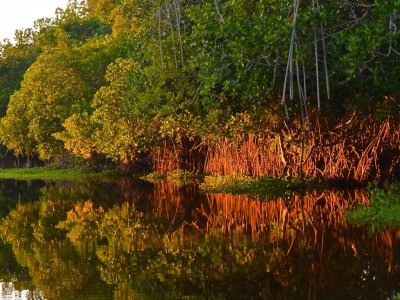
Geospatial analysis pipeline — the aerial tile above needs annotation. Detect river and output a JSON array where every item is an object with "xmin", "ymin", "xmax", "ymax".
[{"xmin": 0, "ymin": 178, "xmax": 399, "ymax": 299}]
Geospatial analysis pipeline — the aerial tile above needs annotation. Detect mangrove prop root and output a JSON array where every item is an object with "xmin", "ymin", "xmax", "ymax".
[{"xmin": 150, "ymin": 113, "xmax": 400, "ymax": 183}]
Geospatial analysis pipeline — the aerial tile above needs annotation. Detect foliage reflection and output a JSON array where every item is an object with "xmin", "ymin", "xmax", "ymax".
[{"xmin": 0, "ymin": 180, "xmax": 399, "ymax": 299}]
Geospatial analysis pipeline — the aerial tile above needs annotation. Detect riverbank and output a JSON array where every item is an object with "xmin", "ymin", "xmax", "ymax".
[
  {"xmin": 141, "ymin": 170, "xmax": 327, "ymax": 199},
  {"xmin": 0, "ymin": 177, "xmax": 398, "ymax": 299},
  {"xmin": 0, "ymin": 167, "xmax": 121, "ymax": 181},
  {"xmin": 200, "ymin": 174, "xmax": 324, "ymax": 198},
  {"xmin": 345, "ymin": 182, "xmax": 400, "ymax": 228},
  {"xmin": 141, "ymin": 171, "xmax": 400, "ymax": 226}
]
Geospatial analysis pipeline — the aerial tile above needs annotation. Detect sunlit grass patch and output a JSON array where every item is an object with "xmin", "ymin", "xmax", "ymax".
[
  {"xmin": 390, "ymin": 292, "xmax": 400, "ymax": 300},
  {"xmin": 200, "ymin": 175, "xmax": 319, "ymax": 199},
  {"xmin": 346, "ymin": 183, "xmax": 400, "ymax": 228},
  {"xmin": 141, "ymin": 169, "xmax": 203, "ymax": 186},
  {"xmin": 0, "ymin": 167, "xmax": 121, "ymax": 181}
]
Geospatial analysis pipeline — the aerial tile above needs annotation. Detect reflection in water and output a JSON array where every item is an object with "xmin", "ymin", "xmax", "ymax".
[
  {"xmin": 0, "ymin": 282, "xmax": 44, "ymax": 300},
  {"xmin": 0, "ymin": 179, "xmax": 399, "ymax": 299}
]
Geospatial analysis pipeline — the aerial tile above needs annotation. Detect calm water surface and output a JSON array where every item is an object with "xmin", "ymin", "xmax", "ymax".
[{"xmin": 0, "ymin": 178, "xmax": 399, "ymax": 300}]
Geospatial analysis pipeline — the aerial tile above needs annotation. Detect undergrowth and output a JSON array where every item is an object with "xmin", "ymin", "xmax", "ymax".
[
  {"xmin": 346, "ymin": 182, "xmax": 400, "ymax": 228},
  {"xmin": 0, "ymin": 167, "xmax": 121, "ymax": 181},
  {"xmin": 200, "ymin": 174, "xmax": 321, "ymax": 199},
  {"xmin": 141, "ymin": 169, "xmax": 203, "ymax": 186}
]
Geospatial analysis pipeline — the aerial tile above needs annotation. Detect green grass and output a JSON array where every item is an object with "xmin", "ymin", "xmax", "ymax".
[
  {"xmin": 0, "ymin": 167, "xmax": 122, "ymax": 181},
  {"xmin": 345, "ymin": 183, "xmax": 400, "ymax": 228},
  {"xmin": 141, "ymin": 172, "xmax": 322, "ymax": 197},
  {"xmin": 141, "ymin": 171, "xmax": 167, "ymax": 182},
  {"xmin": 141, "ymin": 169, "xmax": 203, "ymax": 186},
  {"xmin": 200, "ymin": 175, "xmax": 320, "ymax": 199}
]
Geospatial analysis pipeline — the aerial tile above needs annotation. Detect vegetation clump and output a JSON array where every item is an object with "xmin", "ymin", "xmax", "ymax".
[
  {"xmin": 346, "ymin": 183, "xmax": 400, "ymax": 228},
  {"xmin": 141, "ymin": 169, "xmax": 202, "ymax": 186},
  {"xmin": 0, "ymin": 1, "xmax": 399, "ymax": 182},
  {"xmin": 0, "ymin": 166, "xmax": 121, "ymax": 181},
  {"xmin": 200, "ymin": 175, "xmax": 320, "ymax": 199},
  {"xmin": 390, "ymin": 292, "xmax": 400, "ymax": 300},
  {"xmin": 141, "ymin": 172, "xmax": 167, "ymax": 182}
]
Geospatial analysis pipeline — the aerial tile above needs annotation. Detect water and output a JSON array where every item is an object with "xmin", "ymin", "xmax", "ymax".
[{"xmin": 0, "ymin": 178, "xmax": 399, "ymax": 299}]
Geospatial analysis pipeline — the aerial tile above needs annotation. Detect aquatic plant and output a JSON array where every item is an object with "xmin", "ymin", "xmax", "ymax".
[
  {"xmin": 346, "ymin": 183, "xmax": 400, "ymax": 228},
  {"xmin": 200, "ymin": 174, "xmax": 320, "ymax": 200}
]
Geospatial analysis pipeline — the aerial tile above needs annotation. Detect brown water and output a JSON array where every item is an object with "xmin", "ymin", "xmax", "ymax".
[{"xmin": 0, "ymin": 178, "xmax": 399, "ymax": 299}]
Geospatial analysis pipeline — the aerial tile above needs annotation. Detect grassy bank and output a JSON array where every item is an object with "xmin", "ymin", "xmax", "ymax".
[
  {"xmin": 140, "ymin": 171, "xmax": 323, "ymax": 198},
  {"xmin": 0, "ymin": 167, "xmax": 121, "ymax": 181},
  {"xmin": 345, "ymin": 183, "xmax": 400, "ymax": 228},
  {"xmin": 200, "ymin": 175, "xmax": 323, "ymax": 199},
  {"xmin": 141, "ymin": 169, "xmax": 203, "ymax": 186}
]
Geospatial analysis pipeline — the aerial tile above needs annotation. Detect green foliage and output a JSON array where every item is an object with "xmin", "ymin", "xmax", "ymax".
[
  {"xmin": 61, "ymin": 17, "xmax": 112, "ymax": 41},
  {"xmin": 201, "ymin": 175, "xmax": 318, "ymax": 199},
  {"xmin": 166, "ymin": 169, "xmax": 200, "ymax": 180},
  {"xmin": 61, "ymin": 57, "xmax": 163, "ymax": 162},
  {"xmin": 57, "ymin": 200, "xmax": 105, "ymax": 245},
  {"xmin": 0, "ymin": 40, "xmax": 39, "ymax": 116},
  {"xmin": 0, "ymin": 0, "xmax": 399, "ymax": 167},
  {"xmin": 186, "ymin": 0, "xmax": 291, "ymax": 105},
  {"xmin": 141, "ymin": 171, "xmax": 167, "ymax": 182},
  {"xmin": 53, "ymin": 200, "xmax": 275, "ymax": 298},
  {"xmin": 0, "ymin": 90, "xmax": 35, "ymax": 155},
  {"xmin": 390, "ymin": 292, "xmax": 400, "ymax": 300},
  {"xmin": 330, "ymin": 1, "xmax": 400, "ymax": 104},
  {"xmin": 0, "ymin": 35, "xmax": 120, "ymax": 159},
  {"xmin": 0, "ymin": 197, "xmax": 112, "ymax": 299},
  {"xmin": 0, "ymin": 180, "xmax": 399, "ymax": 298},
  {"xmin": 142, "ymin": 169, "xmax": 202, "ymax": 186},
  {"xmin": 346, "ymin": 183, "xmax": 400, "ymax": 228},
  {"xmin": 0, "ymin": 167, "xmax": 120, "ymax": 181},
  {"xmin": 55, "ymin": 112, "xmax": 96, "ymax": 159}
]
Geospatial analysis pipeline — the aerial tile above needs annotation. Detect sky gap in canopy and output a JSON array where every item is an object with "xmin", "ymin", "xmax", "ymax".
[{"xmin": 0, "ymin": 0, "xmax": 68, "ymax": 41}]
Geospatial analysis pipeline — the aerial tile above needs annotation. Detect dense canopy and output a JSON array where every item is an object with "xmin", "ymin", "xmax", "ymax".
[{"xmin": 0, "ymin": 0, "xmax": 399, "ymax": 180}]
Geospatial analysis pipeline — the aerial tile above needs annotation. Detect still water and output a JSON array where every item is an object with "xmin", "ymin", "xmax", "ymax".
[{"xmin": 0, "ymin": 178, "xmax": 399, "ymax": 300}]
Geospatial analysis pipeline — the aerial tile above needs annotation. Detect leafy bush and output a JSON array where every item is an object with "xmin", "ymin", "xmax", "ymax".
[{"xmin": 346, "ymin": 183, "xmax": 400, "ymax": 228}]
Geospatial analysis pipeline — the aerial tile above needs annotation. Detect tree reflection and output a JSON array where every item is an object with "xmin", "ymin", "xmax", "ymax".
[
  {"xmin": 0, "ymin": 181, "xmax": 399, "ymax": 299},
  {"xmin": 0, "ymin": 198, "xmax": 112, "ymax": 299}
]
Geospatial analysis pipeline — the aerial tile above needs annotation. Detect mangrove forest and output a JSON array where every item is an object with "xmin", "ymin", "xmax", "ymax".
[
  {"xmin": 0, "ymin": 0, "xmax": 398, "ymax": 183},
  {"xmin": 1, "ymin": 1, "xmax": 400, "ymax": 299}
]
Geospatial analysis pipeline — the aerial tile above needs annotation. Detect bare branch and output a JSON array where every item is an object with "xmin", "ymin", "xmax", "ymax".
[
  {"xmin": 165, "ymin": 0, "xmax": 179, "ymax": 68},
  {"xmin": 214, "ymin": 0, "xmax": 225, "ymax": 23}
]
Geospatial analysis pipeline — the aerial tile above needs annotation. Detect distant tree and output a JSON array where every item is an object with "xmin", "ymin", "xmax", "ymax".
[
  {"xmin": 0, "ymin": 39, "xmax": 39, "ymax": 116},
  {"xmin": 0, "ymin": 35, "xmax": 118, "ymax": 159}
]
